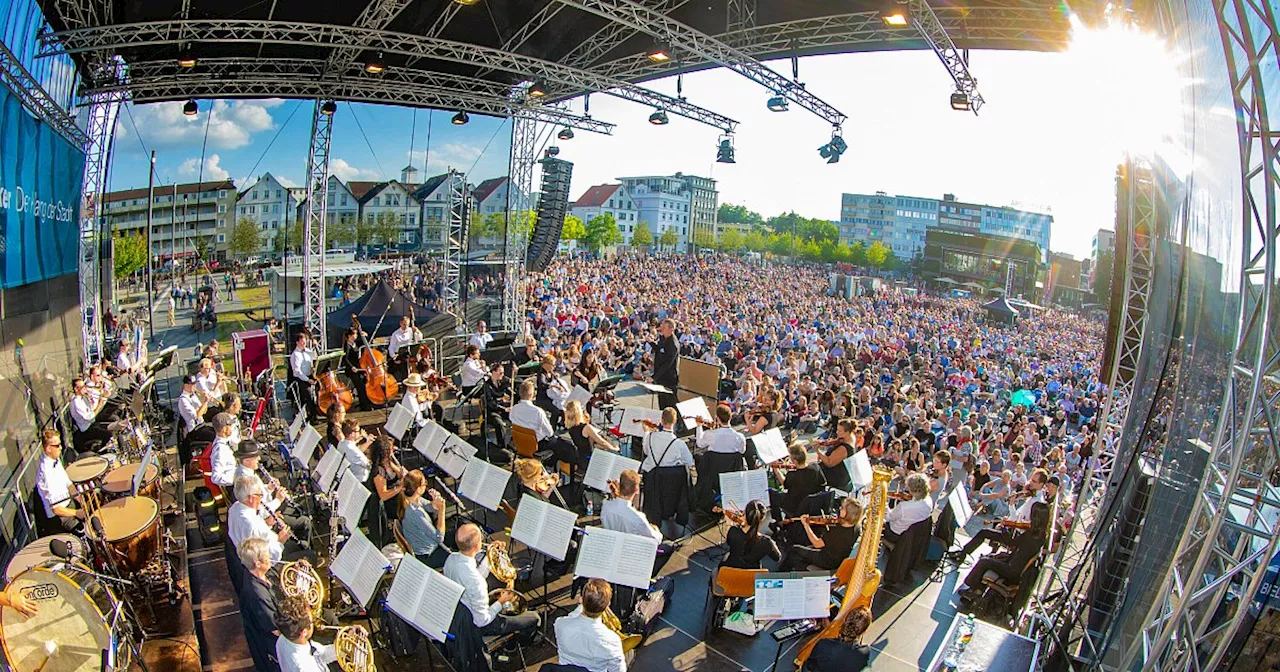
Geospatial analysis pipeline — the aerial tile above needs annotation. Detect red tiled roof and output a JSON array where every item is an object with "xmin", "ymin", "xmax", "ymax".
[
  {"xmin": 104, "ymin": 179, "xmax": 236, "ymax": 203},
  {"xmin": 347, "ymin": 181, "xmax": 381, "ymax": 200},
  {"xmin": 572, "ymin": 184, "xmax": 620, "ymax": 208},
  {"xmin": 473, "ymin": 176, "xmax": 507, "ymax": 203}
]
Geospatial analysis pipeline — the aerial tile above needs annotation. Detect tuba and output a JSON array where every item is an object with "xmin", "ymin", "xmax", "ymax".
[
  {"xmin": 280, "ymin": 560, "xmax": 325, "ymax": 621},
  {"xmin": 333, "ymin": 624, "xmax": 374, "ymax": 672},
  {"xmin": 486, "ymin": 540, "xmax": 527, "ymax": 615}
]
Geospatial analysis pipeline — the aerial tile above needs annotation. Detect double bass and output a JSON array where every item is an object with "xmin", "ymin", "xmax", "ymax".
[
  {"xmin": 317, "ymin": 369, "xmax": 354, "ymax": 414},
  {"xmin": 361, "ymin": 301, "xmax": 399, "ymax": 406}
]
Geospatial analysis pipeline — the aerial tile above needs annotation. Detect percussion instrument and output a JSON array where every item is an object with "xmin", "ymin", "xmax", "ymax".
[
  {"xmin": 66, "ymin": 456, "xmax": 109, "ymax": 493},
  {"xmin": 5, "ymin": 535, "xmax": 83, "ymax": 582},
  {"xmin": 1, "ymin": 563, "xmax": 131, "ymax": 672},
  {"xmin": 93, "ymin": 497, "xmax": 160, "ymax": 574},
  {"xmin": 101, "ymin": 462, "xmax": 159, "ymax": 501},
  {"xmin": 116, "ymin": 423, "xmax": 151, "ymax": 463}
]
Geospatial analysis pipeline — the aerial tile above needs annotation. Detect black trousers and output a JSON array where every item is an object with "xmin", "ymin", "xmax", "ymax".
[
  {"xmin": 782, "ymin": 545, "xmax": 836, "ymax": 572},
  {"xmin": 479, "ymin": 610, "xmax": 542, "ymax": 642},
  {"xmin": 73, "ymin": 423, "xmax": 113, "ymax": 453},
  {"xmin": 540, "ymin": 436, "xmax": 578, "ymax": 470},
  {"xmin": 963, "ymin": 555, "xmax": 1021, "ymax": 591},
  {"xmin": 961, "ymin": 528, "xmax": 1016, "ymax": 556},
  {"xmin": 293, "ymin": 380, "xmax": 318, "ymax": 422}
]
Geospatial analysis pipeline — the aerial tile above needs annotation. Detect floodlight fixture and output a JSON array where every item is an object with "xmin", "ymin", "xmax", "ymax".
[
  {"xmin": 545, "ymin": 146, "xmax": 561, "ymax": 158},
  {"xmin": 453, "ymin": 0, "xmax": 481, "ymax": 6},
  {"xmin": 183, "ymin": 99, "xmax": 198, "ymax": 116},
  {"xmin": 950, "ymin": 91, "xmax": 972, "ymax": 111},
  {"xmin": 364, "ymin": 54, "xmax": 385, "ymax": 74},
  {"xmin": 818, "ymin": 129, "xmax": 847, "ymax": 164},
  {"xmin": 767, "ymin": 95, "xmax": 789, "ymax": 112},
  {"xmin": 881, "ymin": 3, "xmax": 910, "ymax": 27},
  {"xmin": 177, "ymin": 49, "xmax": 197, "ymax": 68},
  {"xmin": 320, "ymin": 100, "xmax": 337, "ymax": 116},
  {"xmin": 716, "ymin": 134, "xmax": 735, "ymax": 164},
  {"xmin": 528, "ymin": 81, "xmax": 547, "ymax": 98},
  {"xmin": 648, "ymin": 109, "xmax": 669, "ymax": 125},
  {"xmin": 452, "ymin": 111, "xmax": 470, "ymax": 125},
  {"xmin": 557, "ymin": 127, "xmax": 575, "ymax": 140},
  {"xmin": 647, "ymin": 47, "xmax": 671, "ymax": 63}
]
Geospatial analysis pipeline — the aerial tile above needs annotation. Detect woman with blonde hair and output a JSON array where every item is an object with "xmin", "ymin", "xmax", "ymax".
[{"xmin": 564, "ymin": 400, "xmax": 614, "ymax": 471}]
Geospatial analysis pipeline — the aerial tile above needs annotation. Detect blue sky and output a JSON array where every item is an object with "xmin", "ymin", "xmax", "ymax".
[{"xmin": 106, "ymin": 37, "xmax": 1186, "ymax": 260}]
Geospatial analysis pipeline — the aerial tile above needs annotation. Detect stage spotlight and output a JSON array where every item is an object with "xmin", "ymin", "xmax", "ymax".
[
  {"xmin": 881, "ymin": 3, "xmax": 910, "ymax": 26},
  {"xmin": 321, "ymin": 100, "xmax": 337, "ymax": 116},
  {"xmin": 767, "ymin": 95, "xmax": 789, "ymax": 112},
  {"xmin": 557, "ymin": 127, "xmax": 575, "ymax": 140},
  {"xmin": 950, "ymin": 91, "xmax": 972, "ymax": 111},
  {"xmin": 716, "ymin": 135, "xmax": 735, "ymax": 164},
  {"xmin": 647, "ymin": 47, "xmax": 671, "ymax": 63},
  {"xmin": 183, "ymin": 99, "xmax": 198, "ymax": 116},
  {"xmin": 364, "ymin": 54, "xmax": 385, "ymax": 74},
  {"xmin": 454, "ymin": 0, "xmax": 481, "ymax": 5},
  {"xmin": 545, "ymin": 146, "xmax": 561, "ymax": 158},
  {"xmin": 649, "ymin": 109, "xmax": 669, "ymax": 125},
  {"xmin": 529, "ymin": 81, "xmax": 547, "ymax": 98},
  {"xmin": 177, "ymin": 52, "xmax": 197, "ymax": 68},
  {"xmin": 452, "ymin": 111, "xmax": 470, "ymax": 125},
  {"xmin": 818, "ymin": 131, "xmax": 847, "ymax": 164}
]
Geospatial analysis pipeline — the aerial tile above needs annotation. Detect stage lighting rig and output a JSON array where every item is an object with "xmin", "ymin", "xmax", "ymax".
[
  {"xmin": 557, "ymin": 127, "xmax": 575, "ymax": 140},
  {"xmin": 647, "ymin": 47, "xmax": 671, "ymax": 63},
  {"xmin": 950, "ymin": 90, "xmax": 972, "ymax": 111},
  {"xmin": 545, "ymin": 146, "xmax": 561, "ymax": 158},
  {"xmin": 649, "ymin": 109, "xmax": 670, "ymax": 125},
  {"xmin": 452, "ymin": 111, "xmax": 470, "ymax": 125},
  {"xmin": 177, "ymin": 48, "xmax": 197, "ymax": 68},
  {"xmin": 364, "ymin": 54, "xmax": 385, "ymax": 74},
  {"xmin": 818, "ymin": 129, "xmax": 847, "ymax": 164},
  {"xmin": 881, "ymin": 2, "xmax": 910, "ymax": 26},
  {"xmin": 183, "ymin": 99, "xmax": 198, "ymax": 116},
  {"xmin": 716, "ymin": 134, "xmax": 735, "ymax": 164},
  {"xmin": 321, "ymin": 100, "xmax": 337, "ymax": 116},
  {"xmin": 529, "ymin": 81, "xmax": 547, "ymax": 98},
  {"xmin": 767, "ymin": 95, "xmax": 789, "ymax": 112}
]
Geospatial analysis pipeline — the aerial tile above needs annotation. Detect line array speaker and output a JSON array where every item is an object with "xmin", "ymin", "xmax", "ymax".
[{"xmin": 525, "ymin": 156, "xmax": 573, "ymax": 273}]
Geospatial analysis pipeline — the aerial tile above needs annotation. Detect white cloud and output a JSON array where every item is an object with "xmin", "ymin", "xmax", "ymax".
[
  {"xmin": 409, "ymin": 142, "xmax": 484, "ymax": 176},
  {"xmin": 274, "ymin": 175, "xmax": 301, "ymax": 188},
  {"xmin": 115, "ymin": 99, "xmax": 283, "ymax": 152},
  {"xmin": 329, "ymin": 158, "xmax": 381, "ymax": 182},
  {"xmin": 178, "ymin": 153, "xmax": 230, "ymax": 181}
]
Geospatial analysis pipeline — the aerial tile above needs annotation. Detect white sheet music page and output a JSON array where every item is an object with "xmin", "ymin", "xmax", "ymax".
[
  {"xmin": 676, "ymin": 397, "xmax": 712, "ymax": 430},
  {"xmin": 337, "ymin": 470, "xmax": 371, "ymax": 534},
  {"xmin": 289, "ymin": 414, "xmax": 304, "ymax": 442},
  {"xmin": 510, "ymin": 496, "xmax": 577, "ymax": 561},
  {"xmin": 844, "ymin": 449, "xmax": 874, "ymax": 490},
  {"xmin": 573, "ymin": 526, "xmax": 616, "ymax": 584},
  {"xmin": 949, "ymin": 484, "xmax": 974, "ymax": 528},
  {"xmin": 752, "ymin": 428, "xmax": 789, "ymax": 465},
  {"xmin": 638, "ymin": 382, "xmax": 672, "ymax": 395},
  {"xmin": 384, "ymin": 403, "xmax": 413, "ymax": 440},
  {"xmin": 294, "ymin": 425, "xmax": 321, "ymax": 469},
  {"xmin": 458, "ymin": 458, "xmax": 511, "ymax": 512},
  {"xmin": 582, "ymin": 450, "xmax": 642, "ymax": 493},
  {"xmin": 753, "ymin": 575, "xmax": 830, "ymax": 621},
  {"xmin": 434, "ymin": 435, "xmax": 475, "ymax": 479},
  {"xmin": 574, "ymin": 527, "xmax": 657, "ymax": 590},
  {"xmin": 612, "ymin": 530, "xmax": 659, "ymax": 589},
  {"xmin": 386, "ymin": 555, "xmax": 464, "ymax": 643},
  {"xmin": 719, "ymin": 469, "xmax": 769, "ymax": 512},
  {"xmin": 331, "ymin": 529, "xmax": 389, "ymax": 608},
  {"xmin": 413, "ymin": 421, "xmax": 444, "ymax": 460},
  {"xmin": 619, "ymin": 407, "xmax": 663, "ymax": 438},
  {"xmin": 567, "ymin": 385, "xmax": 592, "ymax": 407},
  {"xmin": 313, "ymin": 446, "xmax": 344, "ymax": 493}
]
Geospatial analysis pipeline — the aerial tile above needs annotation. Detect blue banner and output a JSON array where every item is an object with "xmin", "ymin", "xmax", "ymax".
[
  {"xmin": 1254, "ymin": 549, "xmax": 1280, "ymax": 611},
  {"xmin": 0, "ymin": 81, "xmax": 84, "ymax": 289}
]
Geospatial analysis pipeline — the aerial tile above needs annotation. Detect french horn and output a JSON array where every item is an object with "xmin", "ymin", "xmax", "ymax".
[
  {"xmin": 334, "ymin": 624, "xmax": 374, "ymax": 672},
  {"xmin": 485, "ymin": 540, "xmax": 527, "ymax": 615},
  {"xmin": 280, "ymin": 560, "xmax": 325, "ymax": 620}
]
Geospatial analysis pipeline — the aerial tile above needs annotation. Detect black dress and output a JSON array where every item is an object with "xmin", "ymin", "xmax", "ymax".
[
  {"xmin": 820, "ymin": 442, "xmax": 854, "ymax": 492},
  {"xmin": 778, "ymin": 464, "xmax": 826, "ymax": 516},
  {"xmin": 567, "ymin": 424, "xmax": 592, "ymax": 469},
  {"xmin": 805, "ymin": 639, "xmax": 872, "ymax": 672},
  {"xmin": 724, "ymin": 526, "xmax": 781, "ymax": 569}
]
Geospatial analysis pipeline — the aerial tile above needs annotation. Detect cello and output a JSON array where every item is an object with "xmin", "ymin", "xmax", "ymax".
[
  {"xmin": 361, "ymin": 299, "xmax": 399, "ymax": 407},
  {"xmin": 317, "ymin": 368, "xmax": 354, "ymax": 414}
]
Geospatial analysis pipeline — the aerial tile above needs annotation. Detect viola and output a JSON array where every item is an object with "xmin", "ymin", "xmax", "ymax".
[{"xmin": 317, "ymin": 369, "xmax": 354, "ymax": 414}]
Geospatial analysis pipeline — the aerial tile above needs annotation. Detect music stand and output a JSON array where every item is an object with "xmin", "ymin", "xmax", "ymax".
[
  {"xmin": 132, "ymin": 444, "xmax": 155, "ymax": 498},
  {"xmin": 313, "ymin": 351, "xmax": 343, "ymax": 377},
  {"xmin": 147, "ymin": 345, "xmax": 178, "ymax": 376}
]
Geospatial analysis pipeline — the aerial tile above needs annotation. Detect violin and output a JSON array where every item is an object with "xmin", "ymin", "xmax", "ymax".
[
  {"xmin": 317, "ymin": 369, "xmax": 354, "ymax": 415},
  {"xmin": 712, "ymin": 506, "xmax": 746, "ymax": 526},
  {"xmin": 361, "ymin": 301, "xmax": 399, "ymax": 406},
  {"xmin": 632, "ymin": 418, "xmax": 662, "ymax": 431}
]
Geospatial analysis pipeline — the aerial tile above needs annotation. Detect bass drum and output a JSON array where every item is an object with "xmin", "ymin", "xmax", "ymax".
[
  {"xmin": 93, "ymin": 497, "xmax": 160, "ymax": 575},
  {"xmin": 0, "ymin": 563, "xmax": 131, "ymax": 672},
  {"xmin": 5, "ymin": 535, "xmax": 84, "ymax": 583}
]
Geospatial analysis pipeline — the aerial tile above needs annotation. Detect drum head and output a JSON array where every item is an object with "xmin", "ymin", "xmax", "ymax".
[
  {"xmin": 5, "ymin": 536, "xmax": 83, "ymax": 583},
  {"xmin": 101, "ymin": 463, "xmax": 158, "ymax": 494},
  {"xmin": 94, "ymin": 497, "xmax": 158, "ymax": 542},
  {"xmin": 65, "ymin": 457, "xmax": 107, "ymax": 484},
  {"xmin": 1, "ymin": 566, "xmax": 113, "ymax": 672}
]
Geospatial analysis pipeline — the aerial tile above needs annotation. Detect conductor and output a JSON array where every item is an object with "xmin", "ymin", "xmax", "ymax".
[{"xmin": 651, "ymin": 318, "xmax": 680, "ymax": 411}]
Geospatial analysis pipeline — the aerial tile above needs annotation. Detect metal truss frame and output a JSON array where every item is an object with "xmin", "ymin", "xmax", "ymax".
[
  {"xmin": 0, "ymin": 40, "xmax": 87, "ymax": 147},
  {"xmin": 50, "ymin": 0, "xmax": 112, "ymax": 31},
  {"xmin": 560, "ymin": 0, "xmax": 691, "ymax": 71},
  {"xmin": 41, "ymin": 20, "xmax": 739, "ymax": 132},
  {"xmin": 726, "ymin": 0, "xmax": 757, "ymax": 32},
  {"xmin": 324, "ymin": 0, "xmax": 412, "ymax": 76},
  {"xmin": 441, "ymin": 169, "xmax": 467, "ymax": 327},
  {"xmin": 502, "ymin": 115, "xmax": 537, "ymax": 334},
  {"xmin": 1126, "ymin": 0, "xmax": 1280, "ymax": 666},
  {"xmin": 908, "ymin": 0, "xmax": 985, "ymax": 113},
  {"xmin": 301, "ymin": 100, "xmax": 334, "ymax": 349},
  {"xmin": 77, "ymin": 90, "xmax": 121, "ymax": 366},
  {"xmin": 553, "ymin": 0, "xmax": 846, "ymax": 126}
]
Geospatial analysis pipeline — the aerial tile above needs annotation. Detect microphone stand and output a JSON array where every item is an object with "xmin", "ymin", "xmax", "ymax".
[{"xmin": 432, "ymin": 475, "xmax": 489, "ymax": 535}]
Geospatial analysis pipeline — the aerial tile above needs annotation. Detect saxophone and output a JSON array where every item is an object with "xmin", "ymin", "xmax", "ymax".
[
  {"xmin": 485, "ymin": 540, "xmax": 527, "ymax": 615},
  {"xmin": 794, "ymin": 466, "xmax": 893, "ymax": 667}
]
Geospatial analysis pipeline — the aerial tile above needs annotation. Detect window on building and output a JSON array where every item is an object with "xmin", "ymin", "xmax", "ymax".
[
  {"xmin": 276, "ymin": 190, "xmax": 282, "ymax": 199},
  {"xmin": 218, "ymin": 190, "xmax": 226, "ymax": 199},
  {"xmin": 409, "ymin": 214, "xmax": 416, "ymax": 226},
  {"xmin": 217, "ymin": 234, "xmax": 226, "ymax": 243},
  {"xmin": 341, "ymin": 195, "xmax": 348, "ymax": 206}
]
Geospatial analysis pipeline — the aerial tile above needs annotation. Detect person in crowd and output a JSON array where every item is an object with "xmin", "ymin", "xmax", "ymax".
[
  {"xmin": 510, "ymin": 379, "xmax": 577, "ymax": 467},
  {"xmin": 275, "ymin": 594, "xmax": 337, "ymax": 672},
  {"xmin": 209, "ymin": 412, "xmax": 239, "ymax": 490},
  {"xmin": 770, "ymin": 441, "xmax": 826, "ymax": 520},
  {"xmin": 601, "ymin": 469, "xmax": 674, "ymax": 576}
]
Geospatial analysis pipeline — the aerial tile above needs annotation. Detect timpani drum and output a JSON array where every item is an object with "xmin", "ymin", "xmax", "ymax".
[
  {"xmin": 4, "ymin": 535, "xmax": 84, "ymax": 583},
  {"xmin": 0, "ymin": 563, "xmax": 131, "ymax": 672},
  {"xmin": 64, "ymin": 456, "xmax": 109, "ymax": 494},
  {"xmin": 101, "ymin": 462, "xmax": 159, "ymax": 501},
  {"xmin": 92, "ymin": 497, "xmax": 160, "ymax": 575}
]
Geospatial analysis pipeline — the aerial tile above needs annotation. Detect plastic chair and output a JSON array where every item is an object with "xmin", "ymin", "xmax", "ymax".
[{"xmin": 702, "ymin": 567, "xmax": 767, "ymax": 637}]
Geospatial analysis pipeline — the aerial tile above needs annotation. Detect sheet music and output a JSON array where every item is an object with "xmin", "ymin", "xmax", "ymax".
[
  {"xmin": 844, "ymin": 449, "xmax": 874, "ymax": 489},
  {"xmin": 384, "ymin": 403, "xmax": 414, "ymax": 440},
  {"xmin": 752, "ymin": 574, "xmax": 831, "ymax": 621},
  {"xmin": 458, "ymin": 458, "xmax": 511, "ymax": 512},
  {"xmin": 337, "ymin": 470, "xmax": 371, "ymax": 534},
  {"xmin": 949, "ymin": 484, "xmax": 974, "ymax": 528},
  {"xmin": 510, "ymin": 496, "xmax": 577, "ymax": 561},
  {"xmin": 567, "ymin": 385, "xmax": 592, "ymax": 407},
  {"xmin": 719, "ymin": 469, "xmax": 769, "ymax": 512},
  {"xmin": 330, "ymin": 529, "xmax": 390, "ymax": 608},
  {"xmin": 289, "ymin": 414, "xmax": 305, "ymax": 442},
  {"xmin": 413, "ymin": 421, "xmax": 444, "ymax": 460},
  {"xmin": 294, "ymin": 425, "xmax": 321, "ymax": 469},
  {"xmin": 574, "ymin": 526, "xmax": 658, "ymax": 590},
  {"xmin": 619, "ymin": 407, "xmax": 663, "ymax": 438},
  {"xmin": 385, "ymin": 554, "xmax": 465, "ymax": 643},
  {"xmin": 639, "ymin": 382, "xmax": 672, "ymax": 395},
  {"xmin": 752, "ymin": 428, "xmax": 789, "ymax": 465},
  {"xmin": 582, "ymin": 449, "xmax": 642, "ymax": 493},
  {"xmin": 434, "ymin": 435, "xmax": 476, "ymax": 479},
  {"xmin": 313, "ymin": 446, "xmax": 344, "ymax": 493},
  {"xmin": 676, "ymin": 396, "xmax": 713, "ymax": 430}
]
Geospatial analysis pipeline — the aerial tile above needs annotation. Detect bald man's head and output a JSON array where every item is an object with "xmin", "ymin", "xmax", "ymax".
[{"xmin": 456, "ymin": 523, "xmax": 482, "ymax": 554}]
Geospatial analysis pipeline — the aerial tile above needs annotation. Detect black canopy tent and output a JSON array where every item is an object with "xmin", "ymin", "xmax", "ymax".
[
  {"xmin": 981, "ymin": 296, "xmax": 1021, "ymax": 325},
  {"xmin": 326, "ymin": 281, "xmax": 436, "ymax": 345}
]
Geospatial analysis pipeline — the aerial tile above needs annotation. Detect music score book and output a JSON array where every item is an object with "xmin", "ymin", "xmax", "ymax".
[
  {"xmin": 582, "ymin": 449, "xmax": 642, "ymax": 493},
  {"xmin": 719, "ymin": 468, "xmax": 769, "ymax": 512},
  {"xmin": 844, "ymin": 448, "xmax": 874, "ymax": 490},
  {"xmin": 413, "ymin": 420, "xmax": 444, "ymax": 458},
  {"xmin": 384, "ymin": 403, "xmax": 414, "ymax": 440},
  {"xmin": 337, "ymin": 470, "xmax": 371, "ymax": 534},
  {"xmin": 619, "ymin": 407, "xmax": 663, "ymax": 438},
  {"xmin": 385, "ymin": 555, "xmax": 465, "ymax": 643},
  {"xmin": 567, "ymin": 385, "xmax": 592, "ymax": 407},
  {"xmin": 752, "ymin": 428, "xmax": 789, "ymax": 465},
  {"xmin": 676, "ymin": 396, "xmax": 713, "ymax": 430},
  {"xmin": 458, "ymin": 458, "xmax": 511, "ymax": 512},
  {"xmin": 510, "ymin": 496, "xmax": 577, "ymax": 561},
  {"xmin": 293, "ymin": 425, "xmax": 322, "ymax": 470},
  {"xmin": 949, "ymin": 484, "xmax": 974, "ymax": 528},
  {"xmin": 753, "ymin": 572, "xmax": 832, "ymax": 621},
  {"xmin": 313, "ymin": 445, "xmax": 344, "ymax": 494},
  {"xmin": 289, "ymin": 414, "xmax": 305, "ymax": 442},
  {"xmin": 574, "ymin": 526, "xmax": 658, "ymax": 590},
  {"xmin": 638, "ymin": 382, "xmax": 672, "ymax": 395},
  {"xmin": 435, "ymin": 435, "xmax": 476, "ymax": 479},
  {"xmin": 331, "ymin": 529, "xmax": 390, "ymax": 609}
]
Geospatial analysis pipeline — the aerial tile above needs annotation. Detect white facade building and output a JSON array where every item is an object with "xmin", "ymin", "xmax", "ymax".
[
  {"xmin": 570, "ymin": 184, "xmax": 640, "ymax": 241},
  {"xmin": 237, "ymin": 172, "xmax": 299, "ymax": 252},
  {"xmin": 358, "ymin": 180, "xmax": 420, "ymax": 248},
  {"xmin": 617, "ymin": 176, "xmax": 691, "ymax": 249}
]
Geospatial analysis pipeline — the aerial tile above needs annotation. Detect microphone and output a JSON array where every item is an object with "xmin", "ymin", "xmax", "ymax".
[
  {"xmin": 49, "ymin": 538, "xmax": 75, "ymax": 560},
  {"xmin": 91, "ymin": 515, "xmax": 106, "ymax": 539}
]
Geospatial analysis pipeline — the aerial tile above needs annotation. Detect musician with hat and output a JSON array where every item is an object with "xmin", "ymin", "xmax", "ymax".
[
  {"xmin": 233, "ymin": 439, "xmax": 310, "ymax": 544},
  {"xmin": 401, "ymin": 373, "xmax": 433, "ymax": 430}
]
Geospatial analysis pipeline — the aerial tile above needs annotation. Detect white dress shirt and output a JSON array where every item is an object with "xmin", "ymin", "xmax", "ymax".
[
  {"xmin": 696, "ymin": 426, "xmax": 747, "ymax": 455},
  {"xmin": 510, "ymin": 400, "xmax": 554, "ymax": 442},
  {"xmin": 227, "ymin": 501, "xmax": 283, "ymax": 563},
  {"xmin": 469, "ymin": 332, "xmax": 494, "ymax": 350},
  {"xmin": 177, "ymin": 391, "xmax": 202, "ymax": 433},
  {"xmin": 276, "ymin": 637, "xmax": 336, "ymax": 672},
  {"xmin": 196, "ymin": 370, "xmax": 222, "ymax": 399},
  {"xmin": 210, "ymin": 436, "xmax": 237, "ymax": 488},
  {"xmin": 388, "ymin": 327, "xmax": 417, "ymax": 356},
  {"xmin": 115, "ymin": 351, "xmax": 135, "ymax": 374},
  {"xmin": 555, "ymin": 606, "xmax": 627, "ymax": 672},
  {"xmin": 639, "ymin": 429, "xmax": 693, "ymax": 473},
  {"xmin": 36, "ymin": 455, "xmax": 72, "ymax": 518},
  {"xmin": 403, "ymin": 393, "xmax": 431, "ymax": 429},
  {"xmin": 70, "ymin": 394, "xmax": 98, "ymax": 432},
  {"xmin": 886, "ymin": 496, "xmax": 934, "ymax": 535},
  {"xmin": 339, "ymin": 439, "xmax": 371, "ymax": 483},
  {"xmin": 460, "ymin": 357, "xmax": 487, "ymax": 388},
  {"xmin": 600, "ymin": 497, "xmax": 661, "ymax": 541},
  {"xmin": 443, "ymin": 552, "xmax": 501, "ymax": 627},
  {"xmin": 1012, "ymin": 489, "xmax": 1045, "ymax": 523},
  {"xmin": 290, "ymin": 347, "xmax": 316, "ymax": 380}
]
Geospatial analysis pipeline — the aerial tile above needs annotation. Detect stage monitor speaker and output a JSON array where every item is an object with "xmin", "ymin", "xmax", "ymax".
[{"xmin": 525, "ymin": 156, "xmax": 574, "ymax": 273}]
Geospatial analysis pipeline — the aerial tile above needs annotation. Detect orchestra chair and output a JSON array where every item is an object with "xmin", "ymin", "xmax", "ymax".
[
  {"xmin": 196, "ymin": 436, "xmax": 224, "ymax": 504},
  {"xmin": 510, "ymin": 425, "xmax": 553, "ymax": 464},
  {"xmin": 391, "ymin": 520, "xmax": 411, "ymax": 555},
  {"xmin": 973, "ymin": 551, "xmax": 1046, "ymax": 620},
  {"xmin": 882, "ymin": 517, "xmax": 933, "ymax": 587},
  {"xmin": 702, "ymin": 567, "xmax": 767, "ymax": 637}
]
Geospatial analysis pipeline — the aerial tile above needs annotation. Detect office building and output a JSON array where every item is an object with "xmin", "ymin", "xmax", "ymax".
[
  {"xmin": 840, "ymin": 191, "xmax": 1051, "ymax": 258},
  {"xmin": 618, "ymin": 172, "xmax": 718, "ymax": 250},
  {"xmin": 104, "ymin": 179, "xmax": 238, "ymax": 260}
]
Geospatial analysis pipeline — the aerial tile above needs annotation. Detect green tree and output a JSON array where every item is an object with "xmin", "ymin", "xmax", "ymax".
[
  {"xmin": 718, "ymin": 203, "xmax": 763, "ymax": 227},
  {"xmin": 114, "ymin": 233, "xmax": 147, "ymax": 278},
  {"xmin": 658, "ymin": 227, "xmax": 679, "ymax": 250},
  {"xmin": 692, "ymin": 229, "xmax": 716, "ymax": 250},
  {"xmin": 797, "ymin": 218, "xmax": 840, "ymax": 245},
  {"xmin": 228, "ymin": 217, "xmax": 262, "ymax": 258},
  {"xmin": 192, "ymin": 235, "xmax": 213, "ymax": 261},
  {"xmin": 273, "ymin": 220, "xmax": 304, "ymax": 255},
  {"xmin": 719, "ymin": 228, "xmax": 744, "ymax": 252},
  {"xmin": 849, "ymin": 241, "xmax": 868, "ymax": 267},
  {"xmin": 586, "ymin": 213, "xmax": 623, "ymax": 251},
  {"xmin": 1092, "ymin": 249, "xmax": 1114, "ymax": 305},
  {"xmin": 561, "ymin": 215, "xmax": 587, "ymax": 243},
  {"xmin": 769, "ymin": 233, "xmax": 791, "ymax": 257},
  {"xmin": 744, "ymin": 230, "xmax": 767, "ymax": 253},
  {"xmin": 631, "ymin": 220, "xmax": 653, "ymax": 247},
  {"xmin": 372, "ymin": 211, "xmax": 402, "ymax": 251},
  {"xmin": 867, "ymin": 241, "xmax": 890, "ymax": 269}
]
